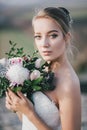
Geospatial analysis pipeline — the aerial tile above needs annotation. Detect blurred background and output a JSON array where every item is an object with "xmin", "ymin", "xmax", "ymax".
[{"xmin": 0, "ymin": 0, "xmax": 87, "ymax": 130}]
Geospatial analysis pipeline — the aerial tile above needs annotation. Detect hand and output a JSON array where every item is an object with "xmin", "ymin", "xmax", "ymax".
[
  {"xmin": 5, "ymin": 88, "xmax": 34, "ymax": 115},
  {"xmin": 5, "ymin": 90, "xmax": 16, "ymax": 112}
]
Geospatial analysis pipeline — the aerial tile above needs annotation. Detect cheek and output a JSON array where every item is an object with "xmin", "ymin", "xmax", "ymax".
[
  {"xmin": 54, "ymin": 38, "xmax": 65, "ymax": 49},
  {"xmin": 53, "ymin": 39, "xmax": 66, "ymax": 55}
]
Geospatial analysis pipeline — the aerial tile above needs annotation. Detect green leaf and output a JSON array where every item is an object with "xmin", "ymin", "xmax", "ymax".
[
  {"xmin": 32, "ymin": 77, "xmax": 43, "ymax": 85},
  {"xmin": 9, "ymin": 40, "xmax": 13, "ymax": 45},
  {"xmin": 32, "ymin": 85, "xmax": 41, "ymax": 91},
  {"xmin": 12, "ymin": 86, "xmax": 22, "ymax": 93},
  {"xmin": 24, "ymin": 80, "xmax": 31, "ymax": 86}
]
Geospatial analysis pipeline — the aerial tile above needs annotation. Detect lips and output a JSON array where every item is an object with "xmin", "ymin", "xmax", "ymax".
[{"xmin": 42, "ymin": 51, "xmax": 52, "ymax": 56}]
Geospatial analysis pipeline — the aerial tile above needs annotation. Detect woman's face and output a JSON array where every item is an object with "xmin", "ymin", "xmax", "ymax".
[{"xmin": 33, "ymin": 17, "xmax": 67, "ymax": 61}]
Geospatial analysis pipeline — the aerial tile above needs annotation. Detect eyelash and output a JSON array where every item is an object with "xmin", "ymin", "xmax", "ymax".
[
  {"xmin": 50, "ymin": 34, "xmax": 58, "ymax": 39},
  {"xmin": 34, "ymin": 35, "xmax": 41, "ymax": 40},
  {"xmin": 34, "ymin": 34, "xmax": 58, "ymax": 40}
]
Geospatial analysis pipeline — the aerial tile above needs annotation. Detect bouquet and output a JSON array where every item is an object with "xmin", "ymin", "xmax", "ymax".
[{"xmin": 0, "ymin": 41, "xmax": 55, "ymax": 101}]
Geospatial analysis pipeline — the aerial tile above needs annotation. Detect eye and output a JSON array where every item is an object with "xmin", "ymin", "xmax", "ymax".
[
  {"xmin": 34, "ymin": 35, "xmax": 41, "ymax": 40},
  {"xmin": 50, "ymin": 34, "xmax": 58, "ymax": 39}
]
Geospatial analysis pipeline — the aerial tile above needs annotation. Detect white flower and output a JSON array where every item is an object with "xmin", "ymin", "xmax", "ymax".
[
  {"xmin": 35, "ymin": 58, "xmax": 42, "ymax": 68},
  {"xmin": 6, "ymin": 64, "xmax": 29, "ymax": 86},
  {"xmin": 9, "ymin": 57, "xmax": 23, "ymax": 66},
  {"xmin": 30, "ymin": 70, "xmax": 40, "ymax": 81}
]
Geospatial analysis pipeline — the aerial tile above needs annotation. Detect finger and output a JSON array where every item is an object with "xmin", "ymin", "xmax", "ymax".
[
  {"xmin": 6, "ymin": 100, "xmax": 13, "ymax": 110},
  {"xmin": 6, "ymin": 91, "xmax": 18, "ymax": 112},
  {"xmin": 6, "ymin": 102, "xmax": 16, "ymax": 113},
  {"xmin": 6, "ymin": 100, "xmax": 11, "ymax": 108},
  {"xmin": 6, "ymin": 91, "xmax": 17, "ymax": 106},
  {"xmin": 6, "ymin": 96, "xmax": 12, "ymax": 105},
  {"xmin": 6, "ymin": 96, "xmax": 17, "ymax": 111},
  {"xmin": 8, "ymin": 88, "xmax": 15, "ymax": 95},
  {"xmin": 8, "ymin": 88, "xmax": 18, "ymax": 99},
  {"xmin": 6, "ymin": 92, "xmax": 12, "ymax": 103},
  {"xmin": 17, "ymin": 91, "xmax": 26, "ymax": 100},
  {"xmin": 6, "ymin": 91, "xmax": 10, "ymax": 97},
  {"xmin": 6, "ymin": 91, "xmax": 11, "ymax": 99}
]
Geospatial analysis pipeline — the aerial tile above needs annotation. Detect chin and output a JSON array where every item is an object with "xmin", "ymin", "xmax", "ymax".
[
  {"xmin": 42, "ymin": 57, "xmax": 54, "ymax": 62},
  {"xmin": 43, "ymin": 55, "xmax": 60, "ymax": 62}
]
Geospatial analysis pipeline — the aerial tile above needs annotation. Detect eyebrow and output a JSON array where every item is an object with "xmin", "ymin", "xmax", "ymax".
[
  {"xmin": 48, "ymin": 30, "xmax": 59, "ymax": 34},
  {"xmin": 34, "ymin": 30, "xmax": 58, "ymax": 35}
]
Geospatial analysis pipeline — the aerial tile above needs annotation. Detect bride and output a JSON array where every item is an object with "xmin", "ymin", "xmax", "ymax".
[{"xmin": 5, "ymin": 7, "xmax": 81, "ymax": 130}]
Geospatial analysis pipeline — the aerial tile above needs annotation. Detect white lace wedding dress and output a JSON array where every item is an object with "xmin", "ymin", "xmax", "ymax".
[{"xmin": 22, "ymin": 91, "xmax": 61, "ymax": 130}]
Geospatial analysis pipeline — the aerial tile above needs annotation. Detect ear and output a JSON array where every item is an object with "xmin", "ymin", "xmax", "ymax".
[{"xmin": 64, "ymin": 32, "xmax": 71, "ymax": 43}]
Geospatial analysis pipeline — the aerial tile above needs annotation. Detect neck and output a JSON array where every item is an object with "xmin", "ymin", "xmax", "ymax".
[{"xmin": 50, "ymin": 53, "xmax": 69, "ymax": 72}]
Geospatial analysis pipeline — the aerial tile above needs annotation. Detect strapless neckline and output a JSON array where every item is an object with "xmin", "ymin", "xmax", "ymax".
[
  {"xmin": 32, "ymin": 91, "xmax": 61, "ymax": 130},
  {"xmin": 33, "ymin": 91, "xmax": 58, "ymax": 110},
  {"xmin": 22, "ymin": 91, "xmax": 61, "ymax": 130}
]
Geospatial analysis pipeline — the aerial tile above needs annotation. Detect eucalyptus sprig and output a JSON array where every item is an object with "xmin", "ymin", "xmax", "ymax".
[{"xmin": 5, "ymin": 41, "xmax": 26, "ymax": 58}]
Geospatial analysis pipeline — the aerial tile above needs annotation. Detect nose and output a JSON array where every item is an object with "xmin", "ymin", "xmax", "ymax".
[{"xmin": 41, "ymin": 37, "xmax": 50, "ymax": 47}]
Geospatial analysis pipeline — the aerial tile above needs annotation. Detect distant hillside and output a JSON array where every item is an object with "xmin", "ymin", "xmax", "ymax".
[
  {"xmin": 0, "ymin": 4, "xmax": 87, "ymax": 29},
  {"xmin": 0, "ymin": 0, "xmax": 87, "ymax": 8}
]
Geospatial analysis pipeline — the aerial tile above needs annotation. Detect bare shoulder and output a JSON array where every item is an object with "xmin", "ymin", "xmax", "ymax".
[
  {"xmin": 56, "ymin": 69, "xmax": 81, "ymax": 100},
  {"xmin": 55, "ymin": 69, "xmax": 81, "ymax": 130}
]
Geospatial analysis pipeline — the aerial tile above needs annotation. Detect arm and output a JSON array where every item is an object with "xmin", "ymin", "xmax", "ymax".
[
  {"xmin": 6, "ymin": 89, "xmax": 52, "ymax": 130},
  {"xmin": 58, "ymin": 80, "xmax": 81, "ymax": 130}
]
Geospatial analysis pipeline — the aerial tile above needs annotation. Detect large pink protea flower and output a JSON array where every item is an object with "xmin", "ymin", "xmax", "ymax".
[{"xmin": 6, "ymin": 57, "xmax": 29, "ymax": 86}]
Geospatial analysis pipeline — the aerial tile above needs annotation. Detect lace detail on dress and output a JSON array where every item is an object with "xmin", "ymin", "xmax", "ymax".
[
  {"xmin": 22, "ymin": 91, "xmax": 61, "ymax": 130},
  {"xmin": 32, "ymin": 91, "xmax": 61, "ymax": 130}
]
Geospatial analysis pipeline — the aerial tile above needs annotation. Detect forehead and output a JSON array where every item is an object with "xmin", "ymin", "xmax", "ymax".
[{"xmin": 33, "ymin": 17, "xmax": 61, "ymax": 32}]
